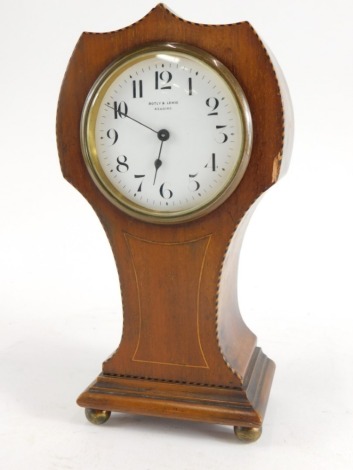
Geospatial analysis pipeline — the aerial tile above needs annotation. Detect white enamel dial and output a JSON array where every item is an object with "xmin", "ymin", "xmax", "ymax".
[{"xmin": 81, "ymin": 44, "xmax": 252, "ymax": 223}]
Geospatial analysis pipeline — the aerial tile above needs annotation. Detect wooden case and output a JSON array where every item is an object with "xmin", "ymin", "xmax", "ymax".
[{"xmin": 56, "ymin": 4, "xmax": 292, "ymax": 440}]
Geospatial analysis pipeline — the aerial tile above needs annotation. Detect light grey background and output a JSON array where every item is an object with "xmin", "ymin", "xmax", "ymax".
[{"xmin": 1, "ymin": 1, "xmax": 352, "ymax": 469}]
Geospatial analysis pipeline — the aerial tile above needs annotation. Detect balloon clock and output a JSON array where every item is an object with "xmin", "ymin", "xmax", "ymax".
[{"xmin": 56, "ymin": 4, "xmax": 293, "ymax": 441}]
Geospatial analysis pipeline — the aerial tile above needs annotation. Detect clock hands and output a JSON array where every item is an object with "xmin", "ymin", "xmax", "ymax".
[
  {"xmin": 153, "ymin": 129, "xmax": 170, "ymax": 185},
  {"xmin": 113, "ymin": 105, "xmax": 170, "ymax": 185}
]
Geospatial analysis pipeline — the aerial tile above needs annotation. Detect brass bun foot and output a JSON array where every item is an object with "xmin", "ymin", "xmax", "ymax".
[
  {"xmin": 234, "ymin": 426, "xmax": 262, "ymax": 442},
  {"xmin": 85, "ymin": 408, "xmax": 111, "ymax": 425}
]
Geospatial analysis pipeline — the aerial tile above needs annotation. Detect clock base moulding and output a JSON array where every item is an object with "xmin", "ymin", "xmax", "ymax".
[{"xmin": 77, "ymin": 346, "xmax": 274, "ymax": 441}]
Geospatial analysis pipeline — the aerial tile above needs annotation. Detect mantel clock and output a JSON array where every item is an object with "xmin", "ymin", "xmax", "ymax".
[{"xmin": 56, "ymin": 4, "xmax": 293, "ymax": 442}]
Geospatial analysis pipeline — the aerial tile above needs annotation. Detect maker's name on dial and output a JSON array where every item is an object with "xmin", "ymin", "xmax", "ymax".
[{"xmin": 148, "ymin": 100, "xmax": 179, "ymax": 111}]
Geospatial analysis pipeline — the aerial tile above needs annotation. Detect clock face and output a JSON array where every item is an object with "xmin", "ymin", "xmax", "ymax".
[{"xmin": 81, "ymin": 43, "xmax": 252, "ymax": 223}]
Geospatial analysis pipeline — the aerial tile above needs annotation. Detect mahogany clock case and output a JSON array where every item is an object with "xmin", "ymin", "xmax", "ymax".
[{"xmin": 56, "ymin": 4, "xmax": 292, "ymax": 440}]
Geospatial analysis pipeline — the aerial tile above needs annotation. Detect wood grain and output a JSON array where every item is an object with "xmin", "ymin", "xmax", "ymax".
[{"xmin": 57, "ymin": 4, "xmax": 291, "ymax": 430}]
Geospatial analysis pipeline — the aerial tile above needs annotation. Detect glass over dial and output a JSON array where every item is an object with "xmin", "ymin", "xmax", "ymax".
[{"xmin": 81, "ymin": 43, "xmax": 252, "ymax": 223}]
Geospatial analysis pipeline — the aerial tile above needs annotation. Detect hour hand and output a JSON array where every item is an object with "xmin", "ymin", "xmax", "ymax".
[
  {"xmin": 153, "ymin": 129, "xmax": 170, "ymax": 185},
  {"xmin": 153, "ymin": 142, "xmax": 164, "ymax": 185}
]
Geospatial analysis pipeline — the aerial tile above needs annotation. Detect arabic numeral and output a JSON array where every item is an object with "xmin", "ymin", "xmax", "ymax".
[
  {"xmin": 106, "ymin": 128, "xmax": 119, "ymax": 145},
  {"xmin": 206, "ymin": 97, "xmax": 219, "ymax": 116},
  {"xmin": 188, "ymin": 77, "xmax": 193, "ymax": 96},
  {"xmin": 215, "ymin": 125, "xmax": 228, "ymax": 143},
  {"xmin": 155, "ymin": 71, "xmax": 172, "ymax": 90},
  {"xmin": 134, "ymin": 174, "xmax": 145, "ymax": 192},
  {"xmin": 106, "ymin": 101, "xmax": 128, "ymax": 119},
  {"xmin": 188, "ymin": 173, "xmax": 201, "ymax": 192},
  {"xmin": 132, "ymin": 80, "xmax": 143, "ymax": 98},
  {"xmin": 204, "ymin": 153, "xmax": 217, "ymax": 171},
  {"xmin": 116, "ymin": 155, "xmax": 129, "ymax": 173},
  {"xmin": 159, "ymin": 182, "xmax": 173, "ymax": 199}
]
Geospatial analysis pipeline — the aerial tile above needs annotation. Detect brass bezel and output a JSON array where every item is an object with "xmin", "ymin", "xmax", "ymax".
[{"xmin": 80, "ymin": 43, "xmax": 252, "ymax": 224}]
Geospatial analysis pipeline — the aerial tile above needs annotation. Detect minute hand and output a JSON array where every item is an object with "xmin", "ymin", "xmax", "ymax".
[{"xmin": 123, "ymin": 113, "xmax": 158, "ymax": 134}]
